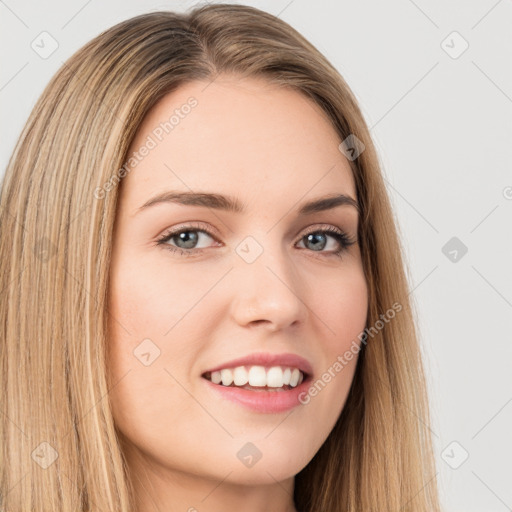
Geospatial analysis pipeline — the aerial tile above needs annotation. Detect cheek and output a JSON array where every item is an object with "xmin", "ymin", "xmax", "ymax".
[
  {"xmin": 106, "ymin": 253, "xmax": 211, "ymax": 426},
  {"xmin": 291, "ymin": 267, "xmax": 367, "ymax": 464},
  {"xmin": 313, "ymin": 263, "xmax": 368, "ymax": 348},
  {"xmin": 106, "ymin": 272, "xmax": 194, "ymax": 450},
  {"xmin": 303, "ymin": 264, "xmax": 367, "ymax": 402},
  {"xmin": 108, "ymin": 252, "xmax": 206, "ymax": 337}
]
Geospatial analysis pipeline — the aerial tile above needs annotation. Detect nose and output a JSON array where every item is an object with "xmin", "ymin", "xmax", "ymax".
[{"xmin": 229, "ymin": 243, "xmax": 308, "ymax": 331}]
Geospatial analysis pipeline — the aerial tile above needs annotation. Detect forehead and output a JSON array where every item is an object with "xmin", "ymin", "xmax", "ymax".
[{"xmin": 120, "ymin": 76, "xmax": 356, "ymax": 212}]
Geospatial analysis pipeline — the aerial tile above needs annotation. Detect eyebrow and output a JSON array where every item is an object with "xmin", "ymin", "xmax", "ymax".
[{"xmin": 135, "ymin": 191, "xmax": 360, "ymax": 217}]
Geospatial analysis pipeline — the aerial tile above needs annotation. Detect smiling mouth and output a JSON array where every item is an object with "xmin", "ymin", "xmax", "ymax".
[
  {"xmin": 201, "ymin": 366, "xmax": 309, "ymax": 391},
  {"xmin": 203, "ymin": 377, "xmax": 297, "ymax": 392}
]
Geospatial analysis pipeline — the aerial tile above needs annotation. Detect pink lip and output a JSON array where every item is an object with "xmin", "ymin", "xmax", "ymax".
[
  {"xmin": 202, "ymin": 375, "xmax": 312, "ymax": 413},
  {"xmin": 202, "ymin": 352, "xmax": 314, "ymax": 377}
]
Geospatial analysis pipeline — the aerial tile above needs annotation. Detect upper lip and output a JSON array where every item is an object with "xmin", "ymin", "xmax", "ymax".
[{"xmin": 202, "ymin": 352, "xmax": 313, "ymax": 378}]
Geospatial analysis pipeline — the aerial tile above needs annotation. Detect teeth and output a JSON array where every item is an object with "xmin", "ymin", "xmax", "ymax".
[
  {"xmin": 233, "ymin": 366, "xmax": 248, "ymax": 386},
  {"xmin": 248, "ymin": 366, "xmax": 267, "ymax": 386},
  {"xmin": 289, "ymin": 368, "xmax": 300, "ymax": 387},
  {"xmin": 207, "ymin": 365, "xmax": 305, "ymax": 389},
  {"xmin": 211, "ymin": 371, "xmax": 222, "ymax": 384},
  {"xmin": 220, "ymin": 369, "xmax": 233, "ymax": 386},
  {"xmin": 266, "ymin": 367, "xmax": 283, "ymax": 387}
]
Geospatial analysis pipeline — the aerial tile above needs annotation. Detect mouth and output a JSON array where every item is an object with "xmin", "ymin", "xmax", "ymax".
[
  {"xmin": 201, "ymin": 365, "xmax": 313, "ymax": 413},
  {"xmin": 201, "ymin": 365, "xmax": 311, "ymax": 392}
]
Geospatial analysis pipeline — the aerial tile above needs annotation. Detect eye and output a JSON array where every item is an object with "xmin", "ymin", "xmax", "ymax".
[
  {"xmin": 156, "ymin": 222, "xmax": 356, "ymax": 259},
  {"xmin": 156, "ymin": 222, "xmax": 218, "ymax": 257},
  {"xmin": 297, "ymin": 225, "xmax": 356, "ymax": 258}
]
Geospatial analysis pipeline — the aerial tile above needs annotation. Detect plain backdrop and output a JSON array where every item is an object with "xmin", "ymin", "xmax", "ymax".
[{"xmin": 1, "ymin": 1, "xmax": 511, "ymax": 510}]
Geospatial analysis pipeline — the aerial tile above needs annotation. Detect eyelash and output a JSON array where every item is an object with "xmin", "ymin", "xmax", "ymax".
[{"xmin": 155, "ymin": 221, "xmax": 357, "ymax": 260}]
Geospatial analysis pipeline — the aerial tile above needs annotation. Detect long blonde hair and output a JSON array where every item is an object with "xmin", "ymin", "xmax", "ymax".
[{"xmin": 0, "ymin": 4, "xmax": 441, "ymax": 511}]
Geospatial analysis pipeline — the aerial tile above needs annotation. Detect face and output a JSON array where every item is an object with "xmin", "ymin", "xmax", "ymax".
[{"xmin": 107, "ymin": 75, "xmax": 368, "ymax": 493}]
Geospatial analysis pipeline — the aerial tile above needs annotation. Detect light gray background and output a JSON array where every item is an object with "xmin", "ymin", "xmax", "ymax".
[{"xmin": 1, "ymin": 1, "xmax": 511, "ymax": 510}]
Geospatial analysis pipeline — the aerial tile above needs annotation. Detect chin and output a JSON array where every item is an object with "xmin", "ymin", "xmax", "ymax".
[{"xmin": 224, "ymin": 463, "xmax": 301, "ymax": 486}]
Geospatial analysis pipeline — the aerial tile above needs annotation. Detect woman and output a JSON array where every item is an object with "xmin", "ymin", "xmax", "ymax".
[{"xmin": 0, "ymin": 4, "xmax": 441, "ymax": 511}]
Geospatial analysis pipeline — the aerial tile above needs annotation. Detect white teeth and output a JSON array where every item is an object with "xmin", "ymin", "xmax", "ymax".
[
  {"xmin": 248, "ymin": 366, "xmax": 267, "ymax": 386},
  {"xmin": 289, "ymin": 368, "xmax": 300, "ymax": 387},
  {"xmin": 220, "ymin": 369, "xmax": 233, "ymax": 386},
  {"xmin": 266, "ymin": 367, "xmax": 283, "ymax": 387},
  {"xmin": 233, "ymin": 366, "xmax": 249, "ymax": 386},
  {"xmin": 206, "ymin": 365, "xmax": 305, "ymax": 389}
]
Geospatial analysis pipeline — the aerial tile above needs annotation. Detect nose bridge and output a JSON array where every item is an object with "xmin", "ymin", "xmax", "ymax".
[{"xmin": 229, "ymin": 229, "xmax": 307, "ymax": 328}]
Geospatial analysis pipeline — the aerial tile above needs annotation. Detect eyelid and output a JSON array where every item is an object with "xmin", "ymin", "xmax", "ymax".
[
  {"xmin": 156, "ymin": 221, "xmax": 220, "ymax": 242},
  {"xmin": 155, "ymin": 221, "xmax": 356, "ymax": 257},
  {"xmin": 157, "ymin": 221, "xmax": 351, "ymax": 241}
]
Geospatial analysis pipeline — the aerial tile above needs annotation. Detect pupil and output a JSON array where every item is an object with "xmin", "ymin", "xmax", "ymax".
[
  {"xmin": 306, "ymin": 233, "xmax": 326, "ymax": 251},
  {"xmin": 177, "ymin": 231, "xmax": 198, "ymax": 249}
]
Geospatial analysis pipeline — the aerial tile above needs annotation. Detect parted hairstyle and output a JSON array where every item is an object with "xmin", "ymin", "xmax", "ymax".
[{"xmin": 0, "ymin": 4, "xmax": 441, "ymax": 511}]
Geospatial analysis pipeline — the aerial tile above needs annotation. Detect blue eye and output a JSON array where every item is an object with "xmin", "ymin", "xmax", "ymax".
[
  {"xmin": 297, "ymin": 227, "xmax": 355, "ymax": 256},
  {"xmin": 156, "ymin": 222, "xmax": 356, "ymax": 259}
]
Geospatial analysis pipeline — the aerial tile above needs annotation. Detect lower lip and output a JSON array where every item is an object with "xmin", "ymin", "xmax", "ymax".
[{"xmin": 202, "ymin": 376, "xmax": 312, "ymax": 413}]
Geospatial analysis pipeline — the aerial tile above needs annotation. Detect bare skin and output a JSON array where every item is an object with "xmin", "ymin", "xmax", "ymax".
[{"xmin": 107, "ymin": 75, "xmax": 368, "ymax": 512}]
